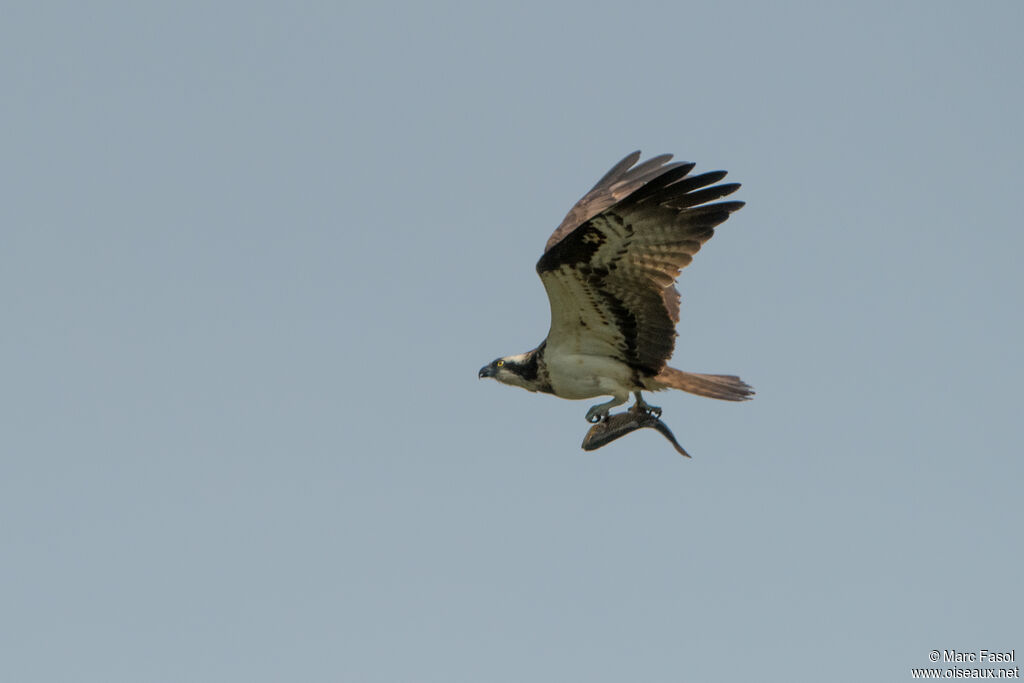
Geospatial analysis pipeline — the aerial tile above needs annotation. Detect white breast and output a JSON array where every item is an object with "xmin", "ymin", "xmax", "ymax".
[{"xmin": 544, "ymin": 349, "xmax": 636, "ymax": 400}]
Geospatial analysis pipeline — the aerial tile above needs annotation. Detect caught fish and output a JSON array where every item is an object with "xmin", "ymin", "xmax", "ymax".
[{"xmin": 581, "ymin": 407, "xmax": 691, "ymax": 457}]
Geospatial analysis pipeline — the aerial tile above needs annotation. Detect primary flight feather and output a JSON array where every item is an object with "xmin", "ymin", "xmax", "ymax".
[{"xmin": 479, "ymin": 151, "xmax": 753, "ymax": 424}]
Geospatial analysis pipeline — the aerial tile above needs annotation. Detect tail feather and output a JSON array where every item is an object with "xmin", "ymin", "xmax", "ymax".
[{"xmin": 649, "ymin": 367, "xmax": 754, "ymax": 401}]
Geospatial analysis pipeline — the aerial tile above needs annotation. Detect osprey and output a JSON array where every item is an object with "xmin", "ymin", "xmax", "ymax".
[{"xmin": 479, "ymin": 151, "xmax": 753, "ymax": 424}]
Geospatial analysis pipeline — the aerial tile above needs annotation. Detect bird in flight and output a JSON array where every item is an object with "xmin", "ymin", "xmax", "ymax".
[{"xmin": 479, "ymin": 151, "xmax": 753, "ymax": 425}]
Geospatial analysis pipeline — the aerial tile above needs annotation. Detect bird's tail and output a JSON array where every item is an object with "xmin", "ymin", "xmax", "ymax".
[{"xmin": 648, "ymin": 367, "xmax": 754, "ymax": 401}]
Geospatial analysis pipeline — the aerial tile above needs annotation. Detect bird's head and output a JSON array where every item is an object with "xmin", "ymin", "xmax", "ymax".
[{"xmin": 478, "ymin": 353, "xmax": 533, "ymax": 388}]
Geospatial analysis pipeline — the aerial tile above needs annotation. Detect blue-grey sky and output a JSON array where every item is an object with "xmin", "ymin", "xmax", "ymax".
[{"xmin": 3, "ymin": 2, "xmax": 1022, "ymax": 681}]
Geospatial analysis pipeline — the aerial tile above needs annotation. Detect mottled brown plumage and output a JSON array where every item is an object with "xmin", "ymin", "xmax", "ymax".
[
  {"xmin": 537, "ymin": 153, "xmax": 746, "ymax": 379},
  {"xmin": 480, "ymin": 151, "xmax": 753, "ymax": 426}
]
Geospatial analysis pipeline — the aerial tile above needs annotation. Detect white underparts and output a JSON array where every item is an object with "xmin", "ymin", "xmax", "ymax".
[{"xmin": 543, "ymin": 350, "xmax": 635, "ymax": 401}]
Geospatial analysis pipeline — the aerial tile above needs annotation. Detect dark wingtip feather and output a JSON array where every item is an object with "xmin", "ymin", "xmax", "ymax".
[
  {"xmin": 668, "ymin": 170, "xmax": 729, "ymax": 192},
  {"xmin": 716, "ymin": 200, "xmax": 745, "ymax": 213},
  {"xmin": 624, "ymin": 163, "xmax": 696, "ymax": 205},
  {"xmin": 670, "ymin": 183, "xmax": 742, "ymax": 208}
]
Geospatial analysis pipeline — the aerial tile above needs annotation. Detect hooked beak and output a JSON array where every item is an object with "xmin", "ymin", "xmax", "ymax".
[{"xmin": 478, "ymin": 365, "xmax": 494, "ymax": 379}]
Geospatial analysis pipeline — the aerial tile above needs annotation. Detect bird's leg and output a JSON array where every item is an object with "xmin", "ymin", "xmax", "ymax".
[
  {"xmin": 631, "ymin": 391, "xmax": 662, "ymax": 418},
  {"xmin": 585, "ymin": 395, "xmax": 628, "ymax": 423}
]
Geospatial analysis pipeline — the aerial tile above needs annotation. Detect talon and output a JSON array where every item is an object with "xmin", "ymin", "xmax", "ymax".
[
  {"xmin": 585, "ymin": 406, "xmax": 609, "ymax": 423},
  {"xmin": 631, "ymin": 396, "xmax": 662, "ymax": 419}
]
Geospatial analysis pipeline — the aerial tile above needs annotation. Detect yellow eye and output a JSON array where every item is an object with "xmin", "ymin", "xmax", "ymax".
[{"xmin": 496, "ymin": 360, "xmax": 504, "ymax": 367}]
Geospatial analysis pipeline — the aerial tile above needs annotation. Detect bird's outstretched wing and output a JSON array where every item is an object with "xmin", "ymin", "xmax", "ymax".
[
  {"xmin": 536, "ymin": 153, "xmax": 743, "ymax": 374},
  {"xmin": 544, "ymin": 152, "xmax": 689, "ymax": 252}
]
